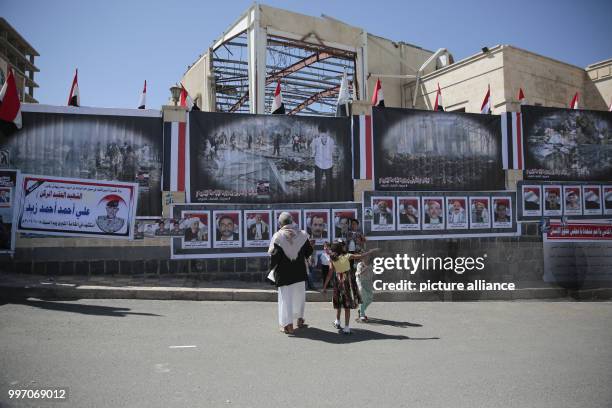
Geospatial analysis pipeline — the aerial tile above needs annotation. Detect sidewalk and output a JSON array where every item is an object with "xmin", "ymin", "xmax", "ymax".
[{"xmin": 1, "ymin": 273, "xmax": 611, "ymax": 302}]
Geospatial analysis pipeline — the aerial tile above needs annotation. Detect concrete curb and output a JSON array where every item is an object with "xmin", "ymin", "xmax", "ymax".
[{"xmin": 1, "ymin": 283, "xmax": 611, "ymax": 302}]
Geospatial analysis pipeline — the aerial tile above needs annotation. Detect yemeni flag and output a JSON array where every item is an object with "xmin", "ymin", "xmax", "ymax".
[
  {"xmin": 371, "ymin": 78, "xmax": 384, "ymax": 107},
  {"xmin": 518, "ymin": 88, "xmax": 526, "ymax": 105},
  {"xmin": 570, "ymin": 92, "xmax": 579, "ymax": 109},
  {"xmin": 180, "ymin": 85, "xmax": 199, "ymax": 111},
  {"xmin": 480, "ymin": 85, "xmax": 491, "ymax": 114},
  {"xmin": 271, "ymin": 81, "xmax": 285, "ymax": 114},
  {"xmin": 138, "ymin": 80, "xmax": 146, "ymax": 109},
  {"xmin": 68, "ymin": 69, "xmax": 80, "ymax": 107},
  {"xmin": 336, "ymin": 70, "xmax": 351, "ymax": 116},
  {"xmin": 433, "ymin": 83, "xmax": 444, "ymax": 111},
  {"xmin": 0, "ymin": 67, "xmax": 22, "ymax": 129}
]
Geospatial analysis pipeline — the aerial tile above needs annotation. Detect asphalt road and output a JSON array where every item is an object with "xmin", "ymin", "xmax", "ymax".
[{"xmin": 1, "ymin": 299, "xmax": 611, "ymax": 408}]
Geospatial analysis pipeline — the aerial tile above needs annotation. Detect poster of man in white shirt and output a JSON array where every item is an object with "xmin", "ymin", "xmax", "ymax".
[
  {"xmin": 311, "ymin": 124, "xmax": 336, "ymax": 198},
  {"xmin": 244, "ymin": 210, "xmax": 271, "ymax": 248}
]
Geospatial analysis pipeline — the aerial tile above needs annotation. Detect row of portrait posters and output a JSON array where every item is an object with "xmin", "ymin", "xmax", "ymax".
[
  {"xmin": 170, "ymin": 203, "xmax": 361, "ymax": 259},
  {"xmin": 519, "ymin": 182, "xmax": 612, "ymax": 220},
  {"xmin": 363, "ymin": 191, "xmax": 519, "ymax": 238}
]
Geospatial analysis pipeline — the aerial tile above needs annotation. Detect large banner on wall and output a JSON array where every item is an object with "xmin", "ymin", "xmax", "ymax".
[
  {"xmin": 362, "ymin": 190, "xmax": 520, "ymax": 240},
  {"xmin": 522, "ymin": 106, "xmax": 612, "ymax": 181},
  {"xmin": 0, "ymin": 169, "xmax": 19, "ymax": 253},
  {"xmin": 372, "ymin": 107, "xmax": 505, "ymax": 191},
  {"xmin": 0, "ymin": 105, "xmax": 163, "ymax": 216},
  {"xmin": 15, "ymin": 174, "xmax": 138, "ymax": 239},
  {"xmin": 187, "ymin": 111, "xmax": 353, "ymax": 203},
  {"xmin": 170, "ymin": 202, "xmax": 361, "ymax": 259}
]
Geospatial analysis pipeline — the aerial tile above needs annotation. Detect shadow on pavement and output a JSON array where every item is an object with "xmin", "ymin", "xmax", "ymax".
[
  {"xmin": 9, "ymin": 299, "xmax": 162, "ymax": 317},
  {"xmin": 291, "ymin": 326, "xmax": 439, "ymax": 344},
  {"xmin": 357, "ymin": 317, "xmax": 423, "ymax": 328}
]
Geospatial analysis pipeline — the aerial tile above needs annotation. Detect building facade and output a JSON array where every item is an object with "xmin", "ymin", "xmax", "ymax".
[{"xmin": 0, "ymin": 18, "xmax": 39, "ymax": 103}]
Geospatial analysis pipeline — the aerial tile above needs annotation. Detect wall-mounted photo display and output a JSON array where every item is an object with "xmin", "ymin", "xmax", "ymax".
[
  {"xmin": 134, "ymin": 217, "xmax": 162, "ymax": 240},
  {"xmin": 370, "ymin": 197, "xmax": 395, "ymax": 232},
  {"xmin": 492, "ymin": 197, "xmax": 513, "ymax": 229},
  {"xmin": 422, "ymin": 196, "xmax": 445, "ymax": 231},
  {"xmin": 332, "ymin": 208, "xmax": 358, "ymax": 241},
  {"xmin": 243, "ymin": 210, "xmax": 272, "ymax": 248},
  {"xmin": 543, "ymin": 185, "xmax": 562, "ymax": 217},
  {"xmin": 604, "ymin": 186, "xmax": 612, "ymax": 216},
  {"xmin": 304, "ymin": 209, "xmax": 330, "ymax": 245},
  {"xmin": 363, "ymin": 191, "xmax": 519, "ymax": 240},
  {"xmin": 517, "ymin": 181, "xmax": 611, "ymax": 221},
  {"xmin": 273, "ymin": 209, "xmax": 302, "ymax": 232},
  {"xmin": 181, "ymin": 211, "xmax": 211, "ymax": 249},
  {"xmin": 469, "ymin": 196, "xmax": 491, "ymax": 229},
  {"xmin": 213, "ymin": 210, "xmax": 241, "ymax": 249},
  {"xmin": 170, "ymin": 202, "xmax": 360, "ymax": 259},
  {"xmin": 396, "ymin": 196, "xmax": 420, "ymax": 231},
  {"xmin": 445, "ymin": 196, "xmax": 468, "ymax": 230},
  {"xmin": 563, "ymin": 185, "xmax": 582, "ymax": 216},
  {"xmin": 522, "ymin": 185, "xmax": 542, "ymax": 217},
  {"xmin": 582, "ymin": 185, "xmax": 602, "ymax": 216}
]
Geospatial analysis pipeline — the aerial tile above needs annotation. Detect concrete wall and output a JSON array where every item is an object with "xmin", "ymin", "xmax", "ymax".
[
  {"xmin": 586, "ymin": 59, "xmax": 612, "ymax": 110},
  {"xmin": 182, "ymin": 53, "xmax": 213, "ymax": 111}
]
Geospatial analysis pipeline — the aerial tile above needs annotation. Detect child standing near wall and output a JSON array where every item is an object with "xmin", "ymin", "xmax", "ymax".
[
  {"xmin": 355, "ymin": 252, "xmax": 375, "ymax": 322},
  {"xmin": 322, "ymin": 242, "xmax": 378, "ymax": 334}
]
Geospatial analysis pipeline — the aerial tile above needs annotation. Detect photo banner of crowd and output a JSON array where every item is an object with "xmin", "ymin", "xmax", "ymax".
[
  {"xmin": 0, "ymin": 169, "xmax": 19, "ymax": 253},
  {"xmin": 169, "ymin": 202, "xmax": 361, "ymax": 259},
  {"xmin": 0, "ymin": 105, "xmax": 164, "ymax": 216},
  {"xmin": 521, "ymin": 106, "xmax": 612, "ymax": 181},
  {"xmin": 362, "ymin": 190, "xmax": 519, "ymax": 240},
  {"xmin": 371, "ymin": 107, "xmax": 505, "ymax": 191},
  {"xmin": 15, "ymin": 174, "xmax": 139, "ymax": 239},
  {"xmin": 183, "ymin": 111, "xmax": 353, "ymax": 204},
  {"xmin": 517, "ymin": 181, "xmax": 612, "ymax": 221}
]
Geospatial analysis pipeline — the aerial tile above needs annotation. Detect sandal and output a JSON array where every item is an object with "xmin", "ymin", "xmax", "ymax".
[
  {"xmin": 280, "ymin": 325, "xmax": 295, "ymax": 335},
  {"xmin": 297, "ymin": 318, "xmax": 308, "ymax": 329}
]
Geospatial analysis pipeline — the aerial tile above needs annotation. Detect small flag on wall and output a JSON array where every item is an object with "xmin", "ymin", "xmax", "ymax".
[
  {"xmin": 352, "ymin": 114, "xmax": 373, "ymax": 179},
  {"xmin": 371, "ymin": 79, "xmax": 385, "ymax": 107},
  {"xmin": 68, "ymin": 69, "xmax": 80, "ymax": 107},
  {"xmin": 138, "ymin": 80, "xmax": 147, "ymax": 109},
  {"xmin": 271, "ymin": 81, "xmax": 285, "ymax": 114},
  {"xmin": 0, "ymin": 67, "xmax": 22, "ymax": 129},
  {"xmin": 570, "ymin": 92, "xmax": 579, "ymax": 109},
  {"xmin": 480, "ymin": 85, "xmax": 491, "ymax": 114}
]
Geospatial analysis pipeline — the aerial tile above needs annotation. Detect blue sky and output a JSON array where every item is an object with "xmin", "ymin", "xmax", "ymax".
[{"xmin": 4, "ymin": 0, "xmax": 612, "ymax": 109}]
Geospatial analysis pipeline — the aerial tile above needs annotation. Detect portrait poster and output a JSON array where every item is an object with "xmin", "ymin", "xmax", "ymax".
[
  {"xmin": 0, "ymin": 169, "xmax": 19, "ymax": 252},
  {"xmin": 582, "ymin": 185, "xmax": 602, "ymax": 216},
  {"xmin": 469, "ymin": 197, "xmax": 491, "ymax": 229},
  {"xmin": 181, "ymin": 211, "xmax": 211, "ymax": 249},
  {"xmin": 273, "ymin": 210, "xmax": 302, "ymax": 232},
  {"xmin": 372, "ymin": 107, "xmax": 505, "ymax": 191},
  {"xmin": 604, "ymin": 187, "xmax": 612, "ymax": 215},
  {"xmin": 370, "ymin": 197, "xmax": 395, "ymax": 232},
  {"xmin": 522, "ymin": 106, "xmax": 612, "ymax": 181},
  {"xmin": 304, "ymin": 209, "xmax": 330, "ymax": 245},
  {"xmin": 212, "ymin": 210, "xmax": 241, "ymax": 248},
  {"xmin": 492, "ymin": 197, "xmax": 513, "ymax": 229},
  {"xmin": 0, "ymin": 105, "xmax": 163, "ymax": 216},
  {"xmin": 522, "ymin": 185, "xmax": 542, "ymax": 217},
  {"xmin": 543, "ymin": 185, "xmax": 563, "ymax": 217},
  {"xmin": 422, "ymin": 196, "xmax": 445, "ymax": 231},
  {"xmin": 332, "ymin": 209, "xmax": 358, "ymax": 241},
  {"xmin": 396, "ymin": 196, "xmax": 420, "ymax": 231},
  {"xmin": 188, "ymin": 111, "xmax": 353, "ymax": 204},
  {"xmin": 243, "ymin": 210, "xmax": 272, "ymax": 248},
  {"xmin": 563, "ymin": 185, "xmax": 582, "ymax": 216},
  {"xmin": 15, "ymin": 174, "xmax": 138, "ymax": 239},
  {"xmin": 446, "ymin": 196, "xmax": 468, "ymax": 230}
]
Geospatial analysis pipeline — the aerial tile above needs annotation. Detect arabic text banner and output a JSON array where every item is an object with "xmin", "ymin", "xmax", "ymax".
[{"xmin": 16, "ymin": 175, "xmax": 138, "ymax": 239}]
